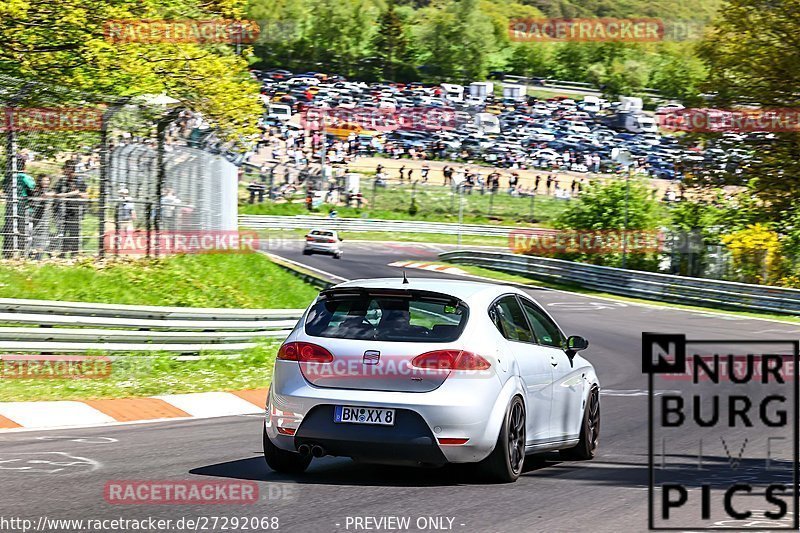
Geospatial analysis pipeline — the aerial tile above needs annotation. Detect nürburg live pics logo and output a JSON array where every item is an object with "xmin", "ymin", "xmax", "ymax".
[{"xmin": 643, "ymin": 333, "xmax": 799, "ymax": 530}]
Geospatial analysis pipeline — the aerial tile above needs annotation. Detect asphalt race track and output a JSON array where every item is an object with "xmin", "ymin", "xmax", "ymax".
[{"xmin": 1, "ymin": 240, "xmax": 798, "ymax": 532}]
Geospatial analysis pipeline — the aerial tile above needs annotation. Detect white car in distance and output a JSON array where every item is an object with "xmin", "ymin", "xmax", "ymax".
[{"xmin": 303, "ymin": 229, "xmax": 343, "ymax": 259}]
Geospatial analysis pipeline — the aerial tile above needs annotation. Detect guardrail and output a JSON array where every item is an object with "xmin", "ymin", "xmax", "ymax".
[
  {"xmin": 499, "ymin": 75, "xmax": 665, "ymax": 100},
  {"xmin": 0, "ymin": 299, "xmax": 304, "ymax": 353},
  {"xmin": 240, "ymin": 215, "xmax": 546, "ymax": 237},
  {"xmin": 439, "ymin": 250, "xmax": 800, "ymax": 315}
]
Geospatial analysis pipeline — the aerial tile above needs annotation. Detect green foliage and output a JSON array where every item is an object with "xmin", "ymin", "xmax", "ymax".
[
  {"xmin": 247, "ymin": 0, "xmax": 716, "ymax": 92},
  {"xmin": 0, "ymin": 0, "xmax": 261, "ymax": 141},
  {"xmin": 408, "ymin": 195, "xmax": 419, "ymax": 215},
  {"xmin": 521, "ymin": 0, "xmax": 722, "ymax": 19},
  {"xmin": 696, "ymin": 0, "xmax": 800, "ymax": 217},
  {"xmin": 372, "ymin": 1, "xmax": 416, "ymax": 81},
  {"xmin": 720, "ymin": 223, "xmax": 784, "ymax": 285},
  {"xmin": 552, "ymin": 178, "xmax": 661, "ymax": 268},
  {"xmin": 555, "ymin": 178, "xmax": 660, "ymax": 231}
]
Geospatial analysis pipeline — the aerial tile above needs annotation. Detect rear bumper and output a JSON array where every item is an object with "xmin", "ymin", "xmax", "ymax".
[
  {"xmin": 294, "ymin": 405, "xmax": 447, "ymax": 466},
  {"xmin": 304, "ymin": 243, "xmax": 340, "ymax": 254},
  {"xmin": 265, "ymin": 361, "xmax": 504, "ymax": 464}
]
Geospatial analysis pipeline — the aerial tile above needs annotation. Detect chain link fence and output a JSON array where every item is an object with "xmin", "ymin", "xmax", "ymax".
[{"xmin": 0, "ymin": 77, "xmax": 239, "ymax": 260}]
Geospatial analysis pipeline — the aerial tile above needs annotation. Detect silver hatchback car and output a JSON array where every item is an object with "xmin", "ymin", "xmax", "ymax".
[{"xmin": 264, "ymin": 278, "xmax": 600, "ymax": 482}]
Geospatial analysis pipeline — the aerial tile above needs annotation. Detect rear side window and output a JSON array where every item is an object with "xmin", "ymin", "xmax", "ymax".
[
  {"xmin": 520, "ymin": 298, "xmax": 565, "ymax": 348},
  {"xmin": 305, "ymin": 292, "xmax": 468, "ymax": 342},
  {"xmin": 490, "ymin": 296, "xmax": 533, "ymax": 343}
]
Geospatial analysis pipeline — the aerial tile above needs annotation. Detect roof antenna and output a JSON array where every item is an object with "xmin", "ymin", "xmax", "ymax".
[{"xmin": 402, "ymin": 270, "xmax": 409, "ymax": 284}]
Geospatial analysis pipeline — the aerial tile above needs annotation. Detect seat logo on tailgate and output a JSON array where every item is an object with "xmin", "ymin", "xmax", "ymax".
[{"xmin": 363, "ymin": 350, "xmax": 380, "ymax": 365}]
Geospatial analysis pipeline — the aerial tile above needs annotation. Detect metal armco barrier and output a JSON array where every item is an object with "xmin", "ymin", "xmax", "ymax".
[
  {"xmin": 439, "ymin": 250, "xmax": 800, "ymax": 315},
  {"xmin": 239, "ymin": 215, "xmax": 546, "ymax": 237},
  {"xmin": 0, "ymin": 299, "xmax": 303, "ymax": 352}
]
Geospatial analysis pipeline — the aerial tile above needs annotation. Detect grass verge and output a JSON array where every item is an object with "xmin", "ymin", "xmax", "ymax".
[
  {"xmin": 0, "ymin": 341, "xmax": 279, "ymax": 402},
  {"xmin": 0, "ymin": 251, "xmax": 318, "ymax": 308}
]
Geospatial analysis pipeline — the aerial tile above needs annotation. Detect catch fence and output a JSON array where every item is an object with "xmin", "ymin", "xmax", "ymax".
[{"xmin": 0, "ymin": 76, "xmax": 239, "ymax": 260}]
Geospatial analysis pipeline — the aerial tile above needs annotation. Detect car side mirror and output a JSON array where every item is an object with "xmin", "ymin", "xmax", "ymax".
[{"xmin": 565, "ymin": 335, "xmax": 589, "ymax": 356}]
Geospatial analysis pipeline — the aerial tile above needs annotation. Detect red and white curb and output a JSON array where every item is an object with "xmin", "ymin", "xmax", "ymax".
[
  {"xmin": 388, "ymin": 260, "xmax": 467, "ymax": 276},
  {"xmin": 0, "ymin": 389, "xmax": 267, "ymax": 432}
]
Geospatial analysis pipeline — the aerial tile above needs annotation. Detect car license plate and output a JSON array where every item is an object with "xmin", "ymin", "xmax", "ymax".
[{"xmin": 334, "ymin": 405, "xmax": 395, "ymax": 426}]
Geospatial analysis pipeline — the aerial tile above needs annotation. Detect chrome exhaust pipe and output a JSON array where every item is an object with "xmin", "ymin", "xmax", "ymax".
[
  {"xmin": 311, "ymin": 445, "xmax": 326, "ymax": 458},
  {"xmin": 297, "ymin": 444, "xmax": 311, "ymax": 457}
]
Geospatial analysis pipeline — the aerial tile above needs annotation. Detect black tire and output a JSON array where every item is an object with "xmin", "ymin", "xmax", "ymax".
[
  {"xmin": 263, "ymin": 427, "xmax": 311, "ymax": 474},
  {"xmin": 334, "ymin": 252, "xmax": 342, "ymax": 259},
  {"xmin": 479, "ymin": 396, "xmax": 526, "ymax": 483},
  {"xmin": 302, "ymin": 249, "xmax": 311, "ymax": 256},
  {"xmin": 560, "ymin": 386, "xmax": 600, "ymax": 461}
]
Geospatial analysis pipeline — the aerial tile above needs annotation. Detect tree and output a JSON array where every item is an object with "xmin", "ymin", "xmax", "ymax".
[
  {"xmin": 552, "ymin": 178, "xmax": 661, "ymax": 268},
  {"xmin": 506, "ymin": 43, "xmax": 554, "ymax": 78},
  {"xmin": 721, "ymin": 224, "xmax": 784, "ymax": 285},
  {"xmin": 372, "ymin": 2, "xmax": 409, "ymax": 81},
  {"xmin": 697, "ymin": 0, "xmax": 800, "ymax": 217},
  {"xmin": 0, "ymin": 0, "xmax": 262, "ymax": 140},
  {"xmin": 416, "ymin": 0, "xmax": 497, "ymax": 81},
  {"xmin": 648, "ymin": 45, "xmax": 706, "ymax": 102},
  {"xmin": 551, "ymin": 42, "xmax": 590, "ymax": 82}
]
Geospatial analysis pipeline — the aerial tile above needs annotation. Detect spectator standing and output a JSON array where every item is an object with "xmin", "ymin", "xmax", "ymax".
[
  {"xmin": 29, "ymin": 174, "xmax": 54, "ymax": 258},
  {"xmin": 161, "ymin": 188, "xmax": 182, "ymax": 231},
  {"xmin": 54, "ymin": 160, "xmax": 88, "ymax": 257},
  {"xmin": 116, "ymin": 188, "xmax": 137, "ymax": 233},
  {"xmin": 443, "ymin": 165, "xmax": 453, "ymax": 186}
]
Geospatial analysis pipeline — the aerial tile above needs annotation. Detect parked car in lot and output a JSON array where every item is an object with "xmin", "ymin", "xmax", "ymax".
[
  {"xmin": 257, "ymin": 68, "xmax": 748, "ymax": 181},
  {"xmin": 263, "ymin": 278, "xmax": 600, "ymax": 482},
  {"xmin": 303, "ymin": 229, "xmax": 343, "ymax": 259}
]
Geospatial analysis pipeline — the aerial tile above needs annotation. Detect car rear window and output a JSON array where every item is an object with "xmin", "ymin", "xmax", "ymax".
[{"xmin": 305, "ymin": 291, "xmax": 468, "ymax": 342}]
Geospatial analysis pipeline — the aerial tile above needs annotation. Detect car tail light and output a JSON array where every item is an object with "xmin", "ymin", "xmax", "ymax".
[
  {"xmin": 305, "ymin": 235, "xmax": 314, "ymax": 241},
  {"xmin": 277, "ymin": 342, "xmax": 334, "ymax": 363},
  {"xmin": 276, "ymin": 427, "xmax": 296, "ymax": 436},
  {"xmin": 438, "ymin": 437, "xmax": 469, "ymax": 445},
  {"xmin": 410, "ymin": 350, "xmax": 491, "ymax": 371}
]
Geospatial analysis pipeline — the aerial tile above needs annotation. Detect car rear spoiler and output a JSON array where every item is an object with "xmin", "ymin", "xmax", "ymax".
[{"xmin": 318, "ymin": 287, "xmax": 464, "ymax": 307}]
